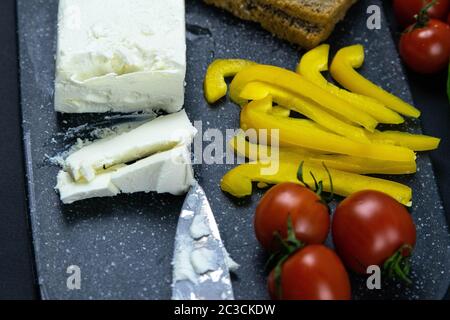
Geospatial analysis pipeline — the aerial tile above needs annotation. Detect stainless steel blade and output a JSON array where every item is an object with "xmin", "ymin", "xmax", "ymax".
[{"xmin": 171, "ymin": 182, "xmax": 234, "ymax": 300}]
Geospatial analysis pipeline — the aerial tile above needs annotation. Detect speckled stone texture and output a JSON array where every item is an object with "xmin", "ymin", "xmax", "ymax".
[{"xmin": 17, "ymin": 0, "xmax": 449, "ymax": 299}]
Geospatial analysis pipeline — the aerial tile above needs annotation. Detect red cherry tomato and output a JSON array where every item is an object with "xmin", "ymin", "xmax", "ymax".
[
  {"xmin": 400, "ymin": 19, "xmax": 450, "ymax": 74},
  {"xmin": 268, "ymin": 245, "xmax": 351, "ymax": 300},
  {"xmin": 254, "ymin": 183, "xmax": 330, "ymax": 251},
  {"xmin": 447, "ymin": 12, "xmax": 450, "ymax": 24},
  {"xmin": 332, "ymin": 190, "xmax": 416, "ymax": 275},
  {"xmin": 394, "ymin": 0, "xmax": 450, "ymax": 27}
]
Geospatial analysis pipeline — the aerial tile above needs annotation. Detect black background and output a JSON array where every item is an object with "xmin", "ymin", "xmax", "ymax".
[
  {"xmin": 0, "ymin": 0, "xmax": 448, "ymax": 300},
  {"xmin": 0, "ymin": 0, "xmax": 38, "ymax": 299}
]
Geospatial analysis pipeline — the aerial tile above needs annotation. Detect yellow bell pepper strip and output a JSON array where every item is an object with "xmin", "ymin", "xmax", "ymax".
[
  {"xmin": 240, "ymin": 97, "xmax": 416, "ymax": 163},
  {"xmin": 308, "ymin": 155, "xmax": 416, "ymax": 175},
  {"xmin": 230, "ymin": 132, "xmax": 315, "ymax": 158},
  {"xmin": 204, "ymin": 59, "xmax": 257, "ymax": 104},
  {"xmin": 229, "ymin": 134, "xmax": 417, "ymax": 175},
  {"xmin": 297, "ymin": 44, "xmax": 405, "ymax": 125},
  {"xmin": 229, "ymin": 64, "xmax": 379, "ymax": 131},
  {"xmin": 240, "ymin": 81, "xmax": 371, "ymax": 143},
  {"xmin": 296, "ymin": 44, "xmax": 331, "ymax": 87},
  {"xmin": 221, "ymin": 161, "xmax": 412, "ymax": 206},
  {"xmin": 366, "ymin": 130, "xmax": 440, "ymax": 152},
  {"xmin": 330, "ymin": 45, "xmax": 421, "ymax": 118},
  {"xmin": 271, "ymin": 106, "xmax": 291, "ymax": 117}
]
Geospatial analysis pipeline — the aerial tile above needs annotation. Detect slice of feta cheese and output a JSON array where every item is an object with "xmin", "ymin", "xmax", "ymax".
[
  {"xmin": 64, "ymin": 110, "xmax": 196, "ymax": 182},
  {"xmin": 55, "ymin": 0, "xmax": 186, "ymax": 113},
  {"xmin": 57, "ymin": 145, "xmax": 194, "ymax": 204},
  {"xmin": 56, "ymin": 171, "xmax": 120, "ymax": 204},
  {"xmin": 111, "ymin": 145, "xmax": 194, "ymax": 196}
]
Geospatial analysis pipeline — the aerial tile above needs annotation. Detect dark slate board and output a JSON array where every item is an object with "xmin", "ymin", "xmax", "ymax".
[{"xmin": 17, "ymin": 0, "xmax": 450, "ymax": 299}]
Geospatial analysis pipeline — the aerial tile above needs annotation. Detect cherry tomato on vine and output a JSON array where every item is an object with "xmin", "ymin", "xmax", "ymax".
[
  {"xmin": 254, "ymin": 182, "xmax": 330, "ymax": 252},
  {"xmin": 268, "ymin": 245, "xmax": 351, "ymax": 300},
  {"xmin": 394, "ymin": 0, "xmax": 450, "ymax": 28},
  {"xmin": 332, "ymin": 190, "xmax": 416, "ymax": 282},
  {"xmin": 400, "ymin": 19, "xmax": 450, "ymax": 74}
]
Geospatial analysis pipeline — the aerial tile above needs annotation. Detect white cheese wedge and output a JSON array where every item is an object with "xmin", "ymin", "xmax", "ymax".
[
  {"xmin": 55, "ymin": 0, "xmax": 186, "ymax": 113},
  {"xmin": 64, "ymin": 110, "xmax": 197, "ymax": 182},
  {"xmin": 111, "ymin": 146, "xmax": 194, "ymax": 195},
  {"xmin": 57, "ymin": 145, "xmax": 194, "ymax": 204},
  {"xmin": 57, "ymin": 171, "xmax": 120, "ymax": 204}
]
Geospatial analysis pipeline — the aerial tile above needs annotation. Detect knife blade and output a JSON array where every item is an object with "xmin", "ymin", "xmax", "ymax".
[{"xmin": 171, "ymin": 182, "xmax": 234, "ymax": 300}]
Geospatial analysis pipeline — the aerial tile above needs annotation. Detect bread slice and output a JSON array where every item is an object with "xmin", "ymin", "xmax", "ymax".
[
  {"xmin": 251, "ymin": 0, "xmax": 357, "ymax": 26},
  {"xmin": 203, "ymin": 0, "xmax": 356, "ymax": 49}
]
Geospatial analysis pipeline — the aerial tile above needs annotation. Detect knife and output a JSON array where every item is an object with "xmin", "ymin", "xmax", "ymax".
[{"xmin": 171, "ymin": 182, "xmax": 235, "ymax": 300}]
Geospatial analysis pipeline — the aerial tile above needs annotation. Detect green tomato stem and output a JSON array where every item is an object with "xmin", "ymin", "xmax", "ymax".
[{"xmin": 383, "ymin": 244, "xmax": 413, "ymax": 285}]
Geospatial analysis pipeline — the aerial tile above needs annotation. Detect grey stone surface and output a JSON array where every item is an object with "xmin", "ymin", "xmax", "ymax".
[{"xmin": 17, "ymin": 0, "xmax": 449, "ymax": 299}]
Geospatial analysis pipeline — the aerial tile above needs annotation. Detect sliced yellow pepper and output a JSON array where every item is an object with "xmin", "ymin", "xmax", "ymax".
[
  {"xmin": 230, "ymin": 132, "xmax": 315, "ymax": 158},
  {"xmin": 330, "ymin": 45, "xmax": 421, "ymax": 118},
  {"xmin": 240, "ymin": 81, "xmax": 370, "ymax": 143},
  {"xmin": 204, "ymin": 59, "xmax": 256, "ymax": 104},
  {"xmin": 230, "ymin": 134, "xmax": 417, "ymax": 175},
  {"xmin": 240, "ymin": 97, "xmax": 416, "ymax": 163},
  {"xmin": 221, "ymin": 161, "xmax": 412, "ymax": 206},
  {"xmin": 229, "ymin": 64, "xmax": 379, "ymax": 131},
  {"xmin": 271, "ymin": 106, "xmax": 291, "ymax": 117},
  {"xmin": 367, "ymin": 130, "xmax": 440, "ymax": 151},
  {"xmin": 297, "ymin": 44, "xmax": 404, "ymax": 125}
]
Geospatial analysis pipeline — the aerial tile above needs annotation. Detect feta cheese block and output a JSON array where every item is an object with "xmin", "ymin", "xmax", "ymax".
[
  {"xmin": 57, "ymin": 145, "xmax": 194, "ymax": 204},
  {"xmin": 55, "ymin": 0, "xmax": 186, "ymax": 113},
  {"xmin": 64, "ymin": 110, "xmax": 197, "ymax": 182}
]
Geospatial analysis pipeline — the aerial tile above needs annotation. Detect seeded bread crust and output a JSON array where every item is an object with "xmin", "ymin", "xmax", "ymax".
[
  {"xmin": 252, "ymin": 0, "xmax": 357, "ymax": 26},
  {"xmin": 256, "ymin": 5, "xmax": 335, "ymax": 49},
  {"xmin": 203, "ymin": 0, "xmax": 354, "ymax": 49}
]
